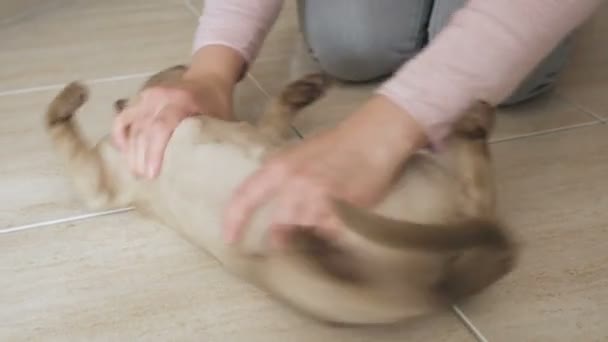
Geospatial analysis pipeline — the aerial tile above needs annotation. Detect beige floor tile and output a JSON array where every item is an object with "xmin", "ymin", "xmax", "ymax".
[
  {"xmin": 0, "ymin": 76, "xmax": 265, "ymax": 229},
  {"xmin": 0, "ymin": 0, "xmax": 195, "ymax": 92},
  {"xmin": 557, "ymin": 2, "xmax": 608, "ymax": 119},
  {"xmin": 0, "ymin": 80, "xmax": 137, "ymax": 229},
  {"xmin": 458, "ymin": 125, "xmax": 608, "ymax": 341},
  {"xmin": 292, "ymin": 82, "xmax": 377, "ymax": 135},
  {"xmin": 0, "ymin": 213, "xmax": 473, "ymax": 341},
  {"xmin": 0, "ymin": 0, "xmax": 53, "ymax": 24},
  {"xmin": 491, "ymin": 93, "xmax": 598, "ymax": 142}
]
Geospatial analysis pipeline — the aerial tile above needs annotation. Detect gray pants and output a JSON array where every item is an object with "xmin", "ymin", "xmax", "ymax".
[{"xmin": 297, "ymin": 0, "xmax": 573, "ymax": 105}]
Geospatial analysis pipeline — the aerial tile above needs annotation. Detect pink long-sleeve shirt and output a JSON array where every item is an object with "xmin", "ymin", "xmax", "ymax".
[{"xmin": 193, "ymin": 0, "xmax": 601, "ymax": 145}]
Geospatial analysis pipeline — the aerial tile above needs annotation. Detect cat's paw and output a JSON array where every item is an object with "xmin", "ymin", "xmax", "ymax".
[
  {"xmin": 279, "ymin": 73, "xmax": 332, "ymax": 110},
  {"xmin": 46, "ymin": 82, "xmax": 89, "ymax": 126}
]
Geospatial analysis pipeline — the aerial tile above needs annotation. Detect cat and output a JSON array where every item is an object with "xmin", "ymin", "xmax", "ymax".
[{"xmin": 44, "ymin": 65, "xmax": 516, "ymax": 325}]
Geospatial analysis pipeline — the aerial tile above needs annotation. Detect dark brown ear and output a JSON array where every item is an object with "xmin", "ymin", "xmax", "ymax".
[
  {"xmin": 113, "ymin": 98, "xmax": 128, "ymax": 113},
  {"xmin": 332, "ymin": 199, "xmax": 510, "ymax": 251}
]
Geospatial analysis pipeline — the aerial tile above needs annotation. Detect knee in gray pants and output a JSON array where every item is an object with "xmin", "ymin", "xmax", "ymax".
[
  {"xmin": 297, "ymin": 0, "xmax": 434, "ymax": 82},
  {"xmin": 298, "ymin": 0, "xmax": 574, "ymax": 104}
]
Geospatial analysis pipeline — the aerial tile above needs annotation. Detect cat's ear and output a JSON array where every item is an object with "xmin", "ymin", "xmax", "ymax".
[{"xmin": 113, "ymin": 98, "xmax": 128, "ymax": 114}]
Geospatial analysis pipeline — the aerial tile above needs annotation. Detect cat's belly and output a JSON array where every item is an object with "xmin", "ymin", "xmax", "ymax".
[{"xmin": 147, "ymin": 141, "xmax": 271, "ymax": 260}]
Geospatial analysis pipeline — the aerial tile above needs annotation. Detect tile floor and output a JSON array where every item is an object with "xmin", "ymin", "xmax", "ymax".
[{"xmin": 1, "ymin": 1, "xmax": 607, "ymax": 341}]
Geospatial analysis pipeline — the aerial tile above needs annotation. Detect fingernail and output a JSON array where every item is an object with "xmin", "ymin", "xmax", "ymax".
[
  {"xmin": 270, "ymin": 233, "xmax": 283, "ymax": 250},
  {"xmin": 147, "ymin": 164, "xmax": 155, "ymax": 179},
  {"xmin": 224, "ymin": 231, "xmax": 236, "ymax": 244},
  {"xmin": 222, "ymin": 224, "xmax": 234, "ymax": 243}
]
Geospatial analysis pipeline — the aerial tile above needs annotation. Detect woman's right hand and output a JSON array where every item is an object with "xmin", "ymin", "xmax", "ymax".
[
  {"xmin": 112, "ymin": 74, "xmax": 234, "ymax": 179},
  {"xmin": 111, "ymin": 45, "xmax": 246, "ymax": 179}
]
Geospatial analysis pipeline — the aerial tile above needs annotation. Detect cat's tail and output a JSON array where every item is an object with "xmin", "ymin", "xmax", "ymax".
[
  {"xmin": 333, "ymin": 199, "xmax": 512, "ymax": 252},
  {"xmin": 256, "ymin": 73, "xmax": 332, "ymax": 140},
  {"xmin": 45, "ymin": 82, "xmax": 117, "ymax": 209},
  {"xmin": 333, "ymin": 199, "xmax": 517, "ymax": 299}
]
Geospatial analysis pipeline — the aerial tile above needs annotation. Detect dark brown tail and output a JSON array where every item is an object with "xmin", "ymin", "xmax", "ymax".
[
  {"xmin": 333, "ymin": 199, "xmax": 517, "ymax": 299},
  {"xmin": 256, "ymin": 73, "xmax": 332, "ymax": 140},
  {"xmin": 333, "ymin": 199, "xmax": 512, "ymax": 252}
]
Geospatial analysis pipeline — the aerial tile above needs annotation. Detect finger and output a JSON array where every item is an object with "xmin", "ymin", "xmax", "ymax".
[
  {"xmin": 269, "ymin": 225, "xmax": 292, "ymax": 250},
  {"xmin": 127, "ymin": 126, "xmax": 139, "ymax": 175},
  {"xmin": 128, "ymin": 106, "xmax": 161, "ymax": 175},
  {"xmin": 293, "ymin": 191, "xmax": 342, "ymax": 241},
  {"xmin": 271, "ymin": 190, "xmax": 305, "ymax": 226},
  {"xmin": 279, "ymin": 179, "xmax": 330, "ymax": 228},
  {"xmin": 112, "ymin": 113, "xmax": 132, "ymax": 152},
  {"xmin": 222, "ymin": 163, "xmax": 288, "ymax": 243},
  {"xmin": 144, "ymin": 116, "xmax": 177, "ymax": 178},
  {"xmin": 125, "ymin": 115, "xmax": 144, "ymax": 177},
  {"xmin": 314, "ymin": 197, "xmax": 347, "ymax": 240},
  {"xmin": 127, "ymin": 128, "xmax": 146, "ymax": 177},
  {"xmin": 267, "ymin": 192, "xmax": 304, "ymax": 249},
  {"xmin": 135, "ymin": 129, "xmax": 148, "ymax": 177},
  {"xmin": 316, "ymin": 208, "xmax": 342, "ymax": 240},
  {"xmin": 113, "ymin": 92, "xmax": 158, "ymax": 151}
]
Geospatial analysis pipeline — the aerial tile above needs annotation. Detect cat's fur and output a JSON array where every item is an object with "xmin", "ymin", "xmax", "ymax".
[{"xmin": 44, "ymin": 65, "xmax": 517, "ymax": 325}]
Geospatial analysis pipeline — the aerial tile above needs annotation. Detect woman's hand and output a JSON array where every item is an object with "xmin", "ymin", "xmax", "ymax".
[
  {"xmin": 112, "ymin": 75, "xmax": 234, "ymax": 179},
  {"xmin": 112, "ymin": 46, "xmax": 245, "ymax": 179},
  {"xmin": 222, "ymin": 95, "xmax": 428, "ymax": 246}
]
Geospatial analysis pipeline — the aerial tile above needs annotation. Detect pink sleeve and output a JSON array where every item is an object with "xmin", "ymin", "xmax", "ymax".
[
  {"xmin": 192, "ymin": 0, "xmax": 283, "ymax": 63},
  {"xmin": 377, "ymin": 0, "xmax": 602, "ymax": 146}
]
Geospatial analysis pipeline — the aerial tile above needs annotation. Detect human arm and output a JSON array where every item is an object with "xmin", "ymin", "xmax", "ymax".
[
  {"xmin": 222, "ymin": 0, "xmax": 602, "ymax": 243},
  {"xmin": 112, "ymin": 0, "xmax": 284, "ymax": 178},
  {"xmin": 377, "ymin": 0, "xmax": 602, "ymax": 146},
  {"xmin": 193, "ymin": 0, "xmax": 284, "ymax": 69}
]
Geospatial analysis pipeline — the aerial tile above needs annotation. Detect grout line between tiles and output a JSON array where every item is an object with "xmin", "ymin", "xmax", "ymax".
[
  {"xmin": 452, "ymin": 305, "xmax": 489, "ymax": 342},
  {"xmin": 247, "ymin": 73, "xmax": 272, "ymax": 99},
  {"xmin": 2, "ymin": 0, "xmax": 197, "ymax": 97},
  {"xmin": 0, "ymin": 207, "xmax": 134, "ymax": 235},
  {"xmin": 555, "ymin": 91, "xmax": 608, "ymax": 122},
  {"xmin": 246, "ymin": 73, "xmax": 303, "ymax": 138},
  {"xmin": 0, "ymin": 0, "xmax": 67, "ymax": 27},
  {"xmin": 490, "ymin": 120, "xmax": 602, "ymax": 144},
  {"xmin": 0, "ymin": 72, "xmax": 154, "ymax": 97},
  {"xmin": 183, "ymin": 0, "xmax": 200, "ymax": 16}
]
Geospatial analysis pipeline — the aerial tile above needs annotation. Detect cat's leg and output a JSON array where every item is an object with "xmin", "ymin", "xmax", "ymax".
[
  {"xmin": 433, "ymin": 102, "xmax": 518, "ymax": 300},
  {"xmin": 46, "ymin": 82, "xmax": 130, "ymax": 210},
  {"xmin": 256, "ymin": 73, "xmax": 331, "ymax": 141},
  {"xmin": 433, "ymin": 101, "xmax": 497, "ymax": 217}
]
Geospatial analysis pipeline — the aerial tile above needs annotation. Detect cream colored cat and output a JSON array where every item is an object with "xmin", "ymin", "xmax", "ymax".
[{"xmin": 44, "ymin": 65, "xmax": 516, "ymax": 325}]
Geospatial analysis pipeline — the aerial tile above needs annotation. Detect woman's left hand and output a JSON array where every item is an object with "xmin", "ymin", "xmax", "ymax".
[{"xmin": 222, "ymin": 95, "xmax": 427, "ymax": 246}]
